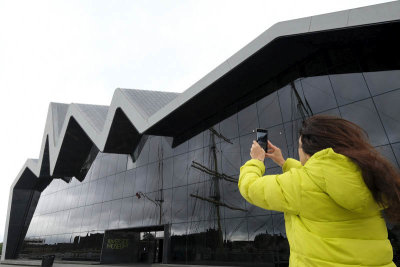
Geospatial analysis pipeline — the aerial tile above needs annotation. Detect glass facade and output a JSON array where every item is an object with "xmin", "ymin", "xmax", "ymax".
[{"xmin": 20, "ymin": 66, "xmax": 400, "ymax": 265}]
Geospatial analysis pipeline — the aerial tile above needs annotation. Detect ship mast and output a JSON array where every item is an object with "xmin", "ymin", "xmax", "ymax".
[{"xmin": 190, "ymin": 128, "xmax": 247, "ymax": 251}]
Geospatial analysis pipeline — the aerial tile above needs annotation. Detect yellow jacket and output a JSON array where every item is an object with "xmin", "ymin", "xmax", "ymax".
[{"xmin": 239, "ymin": 148, "xmax": 395, "ymax": 266}]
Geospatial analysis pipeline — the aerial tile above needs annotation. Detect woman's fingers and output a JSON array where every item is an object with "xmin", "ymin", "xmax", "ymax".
[{"xmin": 268, "ymin": 140, "xmax": 277, "ymax": 149}]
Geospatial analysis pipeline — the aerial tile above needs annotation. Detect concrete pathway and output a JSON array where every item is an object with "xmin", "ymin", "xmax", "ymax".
[{"xmin": 0, "ymin": 260, "xmax": 236, "ymax": 267}]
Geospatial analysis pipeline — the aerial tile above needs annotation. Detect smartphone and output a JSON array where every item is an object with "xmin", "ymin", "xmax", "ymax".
[{"xmin": 255, "ymin": 128, "xmax": 268, "ymax": 151}]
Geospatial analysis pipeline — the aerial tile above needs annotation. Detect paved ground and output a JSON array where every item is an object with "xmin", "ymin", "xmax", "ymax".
[{"xmin": 0, "ymin": 260, "xmax": 233, "ymax": 267}]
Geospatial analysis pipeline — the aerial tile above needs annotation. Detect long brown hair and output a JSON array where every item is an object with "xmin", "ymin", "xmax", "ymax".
[{"xmin": 299, "ymin": 115, "xmax": 400, "ymax": 223}]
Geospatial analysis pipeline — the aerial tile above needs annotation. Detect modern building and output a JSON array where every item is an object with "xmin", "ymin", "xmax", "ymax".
[{"xmin": 2, "ymin": 2, "xmax": 400, "ymax": 266}]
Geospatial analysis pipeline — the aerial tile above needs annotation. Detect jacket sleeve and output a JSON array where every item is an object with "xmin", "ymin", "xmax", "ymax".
[
  {"xmin": 282, "ymin": 158, "xmax": 302, "ymax": 172},
  {"xmin": 238, "ymin": 159, "xmax": 302, "ymax": 215}
]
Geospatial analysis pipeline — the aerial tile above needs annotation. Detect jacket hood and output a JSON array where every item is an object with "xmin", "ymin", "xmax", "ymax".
[{"xmin": 304, "ymin": 148, "xmax": 377, "ymax": 212}]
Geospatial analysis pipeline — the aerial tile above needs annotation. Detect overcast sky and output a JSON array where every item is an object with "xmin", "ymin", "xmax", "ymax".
[{"xmin": 0, "ymin": 0, "xmax": 393, "ymax": 243}]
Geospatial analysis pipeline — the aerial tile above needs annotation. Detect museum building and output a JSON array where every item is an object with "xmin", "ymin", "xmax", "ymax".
[{"xmin": 2, "ymin": 2, "xmax": 400, "ymax": 266}]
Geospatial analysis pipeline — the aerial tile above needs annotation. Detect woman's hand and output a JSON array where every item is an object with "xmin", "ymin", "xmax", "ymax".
[
  {"xmin": 265, "ymin": 141, "xmax": 286, "ymax": 167},
  {"xmin": 250, "ymin": 141, "xmax": 266, "ymax": 162}
]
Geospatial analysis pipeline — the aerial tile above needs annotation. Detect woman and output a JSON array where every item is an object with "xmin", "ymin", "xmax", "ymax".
[{"xmin": 238, "ymin": 115, "xmax": 400, "ymax": 267}]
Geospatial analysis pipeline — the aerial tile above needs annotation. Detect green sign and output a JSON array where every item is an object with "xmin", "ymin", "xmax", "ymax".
[{"xmin": 107, "ymin": 239, "xmax": 129, "ymax": 250}]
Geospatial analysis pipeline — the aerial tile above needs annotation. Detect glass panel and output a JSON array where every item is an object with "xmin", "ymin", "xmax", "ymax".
[
  {"xmin": 375, "ymin": 145, "xmax": 399, "ymax": 169},
  {"xmin": 60, "ymin": 210, "xmax": 70, "ymax": 235},
  {"xmin": 36, "ymin": 215, "xmax": 47, "ymax": 236},
  {"xmin": 99, "ymin": 154, "xmax": 111, "ymax": 179},
  {"xmin": 222, "ymin": 180, "xmax": 246, "ymax": 220},
  {"xmin": 94, "ymin": 178, "xmax": 106, "ymax": 203},
  {"xmin": 75, "ymin": 207, "xmax": 85, "ymax": 233},
  {"xmin": 161, "ymin": 136, "xmax": 174, "ymax": 159},
  {"xmin": 113, "ymin": 172, "xmax": 125, "ymax": 200},
  {"xmin": 284, "ymin": 120, "xmax": 302, "ymax": 159},
  {"xmin": 220, "ymin": 137, "xmax": 241, "ymax": 177},
  {"xmin": 82, "ymin": 163, "xmax": 93, "ymax": 184},
  {"xmin": 70, "ymin": 177, "xmax": 79, "ymax": 187},
  {"xmin": 173, "ymin": 154, "xmax": 188, "ymax": 188},
  {"xmin": 62, "ymin": 189, "xmax": 73, "ymax": 211},
  {"xmin": 148, "ymin": 136, "xmax": 162, "ymax": 163},
  {"xmin": 363, "ymin": 70, "xmax": 400, "ymax": 96},
  {"xmin": 339, "ymin": 98, "xmax": 389, "ymax": 146},
  {"xmin": 238, "ymin": 103, "xmax": 259, "ymax": 136},
  {"xmin": 170, "ymin": 223, "xmax": 188, "ymax": 263},
  {"xmin": 265, "ymin": 124, "xmax": 288, "ymax": 169},
  {"xmin": 392, "ymin": 143, "xmax": 400, "ymax": 170},
  {"xmin": 109, "ymin": 154, "xmax": 119, "ymax": 176},
  {"xmin": 188, "ymin": 132, "xmax": 203, "ymax": 152},
  {"xmin": 203, "ymin": 143, "xmax": 222, "ymax": 175},
  {"xmin": 98, "ymin": 202, "xmax": 112, "ymax": 231},
  {"xmin": 329, "ymin": 73, "xmax": 370, "ymax": 106},
  {"xmin": 247, "ymin": 215, "xmax": 289, "ymax": 264},
  {"xmin": 172, "ymin": 186, "xmax": 188, "ymax": 223},
  {"xmin": 146, "ymin": 162, "xmax": 160, "ymax": 193},
  {"xmin": 36, "ymin": 197, "xmax": 44, "ymax": 215},
  {"xmin": 67, "ymin": 208, "xmax": 80, "ymax": 233},
  {"xmin": 90, "ymin": 154, "xmax": 102, "ymax": 181},
  {"xmin": 46, "ymin": 213, "xmax": 57, "ymax": 235},
  {"xmin": 162, "ymin": 188, "xmax": 173, "ymax": 224},
  {"xmin": 203, "ymin": 178, "xmax": 223, "ymax": 221},
  {"xmin": 103, "ymin": 175, "xmax": 115, "ymax": 202},
  {"xmin": 52, "ymin": 211, "xmax": 62, "ymax": 235},
  {"xmin": 123, "ymin": 169, "xmax": 135, "ymax": 198},
  {"xmin": 186, "ymin": 221, "xmax": 205, "ymax": 264},
  {"xmin": 301, "ymin": 75, "xmax": 337, "ymax": 113},
  {"xmin": 373, "ymin": 89, "xmax": 400, "ymax": 143},
  {"xmin": 239, "ymin": 133, "xmax": 253, "ymax": 165},
  {"xmin": 220, "ymin": 113, "xmax": 239, "ymax": 140},
  {"xmin": 119, "ymin": 197, "xmax": 133, "ymax": 228},
  {"xmin": 55, "ymin": 190, "xmax": 65, "ymax": 212},
  {"xmin": 131, "ymin": 195, "xmax": 144, "ymax": 227},
  {"xmin": 126, "ymin": 154, "xmax": 136, "ymax": 170},
  {"xmin": 246, "ymin": 201, "xmax": 272, "ymax": 217},
  {"xmin": 116, "ymin": 154, "xmax": 128, "ymax": 174},
  {"xmin": 71, "ymin": 186, "xmax": 81, "ymax": 209},
  {"xmin": 163, "ymin": 158, "xmax": 173, "ymax": 189},
  {"xmin": 257, "ymin": 91, "xmax": 283, "ymax": 128},
  {"xmin": 78, "ymin": 183, "xmax": 89, "ymax": 207},
  {"xmin": 142, "ymin": 191, "xmax": 160, "ymax": 226},
  {"xmin": 188, "ymin": 183, "xmax": 206, "ymax": 222},
  {"xmin": 278, "ymin": 83, "xmax": 306, "ymax": 123},
  {"xmin": 86, "ymin": 180, "xmax": 98, "ymax": 205},
  {"xmin": 224, "ymin": 217, "xmax": 248, "ymax": 242},
  {"xmin": 135, "ymin": 166, "xmax": 147, "ymax": 193},
  {"xmin": 135, "ymin": 138, "xmax": 150, "ymax": 167},
  {"xmin": 81, "ymin": 205, "xmax": 94, "ymax": 233},
  {"xmin": 108, "ymin": 199, "xmax": 122, "ymax": 229},
  {"xmin": 187, "ymin": 148, "xmax": 204, "ymax": 184},
  {"xmin": 204, "ymin": 123, "xmax": 220, "ymax": 147},
  {"xmin": 173, "ymin": 140, "xmax": 189, "ymax": 156},
  {"xmin": 46, "ymin": 193, "xmax": 55, "ymax": 213},
  {"xmin": 316, "ymin": 107, "xmax": 341, "ymax": 117},
  {"xmin": 89, "ymin": 203, "xmax": 102, "ymax": 231}
]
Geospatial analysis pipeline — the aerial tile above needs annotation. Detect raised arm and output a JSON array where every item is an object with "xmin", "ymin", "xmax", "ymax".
[{"xmin": 238, "ymin": 159, "xmax": 302, "ymax": 214}]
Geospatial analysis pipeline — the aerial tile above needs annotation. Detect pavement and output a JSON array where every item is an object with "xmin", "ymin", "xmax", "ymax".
[{"xmin": 0, "ymin": 259, "xmax": 235, "ymax": 267}]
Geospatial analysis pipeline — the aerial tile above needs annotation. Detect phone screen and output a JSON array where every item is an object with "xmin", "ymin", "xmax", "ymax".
[{"xmin": 256, "ymin": 129, "xmax": 268, "ymax": 151}]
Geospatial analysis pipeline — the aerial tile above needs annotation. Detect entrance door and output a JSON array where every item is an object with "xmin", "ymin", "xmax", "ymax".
[
  {"xmin": 101, "ymin": 225, "xmax": 167, "ymax": 264},
  {"xmin": 138, "ymin": 230, "xmax": 164, "ymax": 263}
]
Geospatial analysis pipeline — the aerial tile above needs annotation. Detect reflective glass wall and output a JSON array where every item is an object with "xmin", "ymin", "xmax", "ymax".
[{"xmin": 21, "ymin": 67, "xmax": 400, "ymax": 265}]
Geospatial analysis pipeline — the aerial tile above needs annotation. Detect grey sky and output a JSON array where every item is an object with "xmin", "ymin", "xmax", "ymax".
[{"xmin": 0, "ymin": 0, "xmax": 392, "ymax": 242}]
